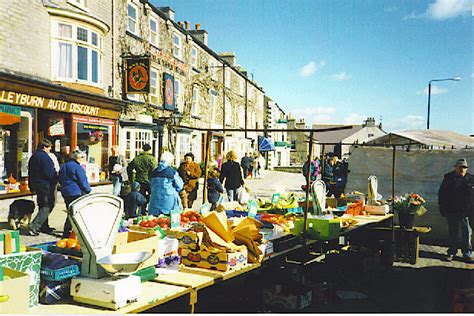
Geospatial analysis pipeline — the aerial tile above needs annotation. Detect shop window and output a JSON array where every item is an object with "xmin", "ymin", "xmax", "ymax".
[
  {"xmin": 149, "ymin": 17, "xmax": 158, "ymax": 46},
  {"xmin": 173, "ymin": 33, "xmax": 181, "ymax": 59},
  {"xmin": 128, "ymin": 3, "xmax": 138, "ymax": 35},
  {"xmin": 0, "ymin": 106, "xmax": 34, "ymax": 183},
  {"xmin": 52, "ymin": 20, "xmax": 103, "ymax": 86},
  {"xmin": 122, "ymin": 128, "xmax": 156, "ymax": 162},
  {"xmin": 74, "ymin": 116, "xmax": 115, "ymax": 183},
  {"xmin": 178, "ymin": 134, "xmax": 190, "ymax": 163}
]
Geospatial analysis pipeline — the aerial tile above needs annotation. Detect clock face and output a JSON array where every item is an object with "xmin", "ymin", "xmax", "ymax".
[
  {"xmin": 129, "ymin": 65, "xmax": 148, "ymax": 91},
  {"xmin": 165, "ymin": 78, "xmax": 174, "ymax": 106}
]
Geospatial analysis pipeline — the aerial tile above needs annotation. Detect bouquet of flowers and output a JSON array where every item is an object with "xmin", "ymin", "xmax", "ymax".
[{"xmin": 393, "ymin": 193, "xmax": 427, "ymax": 216}]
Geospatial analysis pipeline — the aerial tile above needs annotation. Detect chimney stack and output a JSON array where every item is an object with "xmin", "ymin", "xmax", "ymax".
[
  {"xmin": 158, "ymin": 7, "xmax": 175, "ymax": 21},
  {"xmin": 188, "ymin": 27, "xmax": 208, "ymax": 46},
  {"xmin": 195, "ymin": 23, "xmax": 201, "ymax": 30},
  {"xmin": 219, "ymin": 52, "xmax": 237, "ymax": 67},
  {"xmin": 184, "ymin": 21, "xmax": 189, "ymax": 30}
]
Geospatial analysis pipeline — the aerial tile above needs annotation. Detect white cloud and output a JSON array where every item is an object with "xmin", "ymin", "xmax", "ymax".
[
  {"xmin": 330, "ymin": 72, "xmax": 352, "ymax": 81},
  {"xmin": 426, "ymin": 0, "xmax": 471, "ymax": 19},
  {"xmin": 385, "ymin": 115, "xmax": 425, "ymax": 132},
  {"xmin": 299, "ymin": 60, "xmax": 326, "ymax": 78},
  {"xmin": 405, "ymin": 0, "xmax": 470, "ymax": 20},
  {"xmin": 344, "ymin": 113, "xmax": 367, "ymax": 125},
  {"xmin": 292, "ymin": 106, "xmax": 337, "ymax": 124},
  {"xmin": 417, "ymin": 85, "xmax": 448, "ymax": 95}
]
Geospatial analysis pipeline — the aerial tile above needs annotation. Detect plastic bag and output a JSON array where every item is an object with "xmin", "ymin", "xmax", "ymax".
[{"xmin": 237, "ymin": 186, "xmax": 250, "ymax": 205}]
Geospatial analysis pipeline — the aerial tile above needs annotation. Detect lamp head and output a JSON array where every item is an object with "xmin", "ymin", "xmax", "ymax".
[{"xmin": 452, "ymin": 77, "xmax": 461, "ymax": 81}]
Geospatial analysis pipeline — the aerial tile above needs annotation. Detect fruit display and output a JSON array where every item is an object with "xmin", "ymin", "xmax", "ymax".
[
  {"xmin": 56, "ymin": 230, "xmax": 80, "ymax": 250},
  {"xmin": 344, "ymin": 201, "xmax": 365, "ymax": 216},
  {"xmin": 258, "ymin": 193, "xmax": 300, "ymax": 211},
  {"xmin": 181, "ymin": 211, "xmax": 202, "ymax": 224},
  {"xmin": 138, "ymin": 216, "xmax": 171, "ymax": 229},
  {"xmin": 340, "ymin": 217, "xmax": 358, "ymax": 228}
]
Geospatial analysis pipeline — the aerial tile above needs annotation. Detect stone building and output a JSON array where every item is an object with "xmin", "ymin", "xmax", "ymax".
[
  {"xmin": 117, "ymin": 1, "xmax": 265, "ymax": 164},
  {"xmin": 264, "ymin": 96, "xmax": 291, "ymax": 168},
  {"xmin": 0, "ymin": 0, "xmax": 124, "ymax": 193}
]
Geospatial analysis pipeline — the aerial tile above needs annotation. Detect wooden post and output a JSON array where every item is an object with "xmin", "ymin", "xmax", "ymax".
[
  {"xmin": 303, "ymin": 131, "xmax": 314, "ymax": 238},
  {"xmin": 202, "ymin": 131, "xmax": 212, "ymax": 203}
]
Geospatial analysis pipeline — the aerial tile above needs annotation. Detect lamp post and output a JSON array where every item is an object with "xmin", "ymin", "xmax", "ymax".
[{"xmin": 427, "ymin": 77, "xmax": 461, "ymax": 129}]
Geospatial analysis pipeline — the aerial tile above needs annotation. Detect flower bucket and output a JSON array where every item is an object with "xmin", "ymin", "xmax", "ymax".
[{"xmin": 398, "ymin": 213, "xmax": 415, "ymax": 230}]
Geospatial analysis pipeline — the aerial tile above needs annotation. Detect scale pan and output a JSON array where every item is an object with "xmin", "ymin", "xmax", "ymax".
[{"xmin": 97, "ymin": 252, "xmax": 152, "ymax": 274}]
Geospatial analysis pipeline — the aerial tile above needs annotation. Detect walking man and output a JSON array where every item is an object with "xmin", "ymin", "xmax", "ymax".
[
  {"xmin": 28, "ymin": 138, "xmax": 58, "ymax": 236},
  {"xmin": 438, "ymin": 158, "xmax": 473, "ymax": 262},
  {"xmin": 241, "ymin": 153, "xmax": 252, "ymax": 179}
]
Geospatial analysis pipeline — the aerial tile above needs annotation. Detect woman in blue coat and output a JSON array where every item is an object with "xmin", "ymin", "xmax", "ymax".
[
  {"xmin": 59, "ymin": 150, "xmax": 91, "ymax": 238},
  {"xmin": 149, "ymin": 152, "xmax": 184, "ymax": 216}
]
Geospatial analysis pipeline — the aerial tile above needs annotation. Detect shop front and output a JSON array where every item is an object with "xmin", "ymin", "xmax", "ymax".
[{"xmin": 0, "ymin": 72, "xmax": 122, "ymax": 197}]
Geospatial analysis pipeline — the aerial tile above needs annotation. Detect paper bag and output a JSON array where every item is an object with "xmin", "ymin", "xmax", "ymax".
[{"xmin": 202, "ymin": 211, "xmax": 234, "ymax": 243}]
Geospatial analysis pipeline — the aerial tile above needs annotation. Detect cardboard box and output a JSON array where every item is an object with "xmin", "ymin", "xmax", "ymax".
[
  {"xmin": 258, "ymin": 241, "xmax": 274, "ymax": 260},
  {"xmin": 164, "ymin": 229, "xmax": 203, "ymax": 250},
  {"xmin": 262, "ymin": 284, "xmax": 313, "ymax": 311},
  {"xmin": 0, "ymin": 249, "xmax": 42, "ymax": 307},
  {"xmin": 1, "ymin": 230, "xmax": 20, "ymax": 254},
  {"xmin": 0, "ymin": 267, "xmax": 30, "ymax": 313},
  {"xmin": 113, "ymin": 231, "xmax": 160, "ymax": 269},
  {"xmin": 181, "ymin": 246, "xmax": 248, "ymax": 272}
]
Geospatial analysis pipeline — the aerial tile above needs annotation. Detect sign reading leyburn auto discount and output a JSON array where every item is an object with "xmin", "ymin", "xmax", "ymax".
[
  {"xmin": 125, "ymin": 57, "xmax": 151, "ymax": 94},
  {"xmin": 163, "ymin": 73, "xmax": 175, "ymax": 111}
]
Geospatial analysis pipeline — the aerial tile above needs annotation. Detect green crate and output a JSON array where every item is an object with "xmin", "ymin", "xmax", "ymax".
[{"xmin": 291, "ymin": 217, "xmax": 341, "ymax": 240}]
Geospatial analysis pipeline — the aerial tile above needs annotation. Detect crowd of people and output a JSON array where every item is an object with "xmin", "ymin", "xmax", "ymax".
[
  {"xmin": 25, "ymin": 140, "xmax": 265, "ymax": 237},
  {"xmin": 302, "ymin": 153, "xmax": 349, "ymax": 198}
]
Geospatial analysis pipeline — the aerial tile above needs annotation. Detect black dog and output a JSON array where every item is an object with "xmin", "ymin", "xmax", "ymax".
[{"xmin": 8, "ymin": 199, "xmax": 35, "ymax": 230}]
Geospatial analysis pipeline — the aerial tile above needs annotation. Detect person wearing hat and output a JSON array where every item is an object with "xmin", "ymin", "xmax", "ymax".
[{"xmin": 438, "ymin": 158, "xmax": 473, "ymax": 262}]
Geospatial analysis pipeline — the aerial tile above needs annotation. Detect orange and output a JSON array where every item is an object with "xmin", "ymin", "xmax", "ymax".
[
  {"xmin": 74, "ymin": 243, "xmax": 81, "ymax": 251},
  {"xmin": 56, "ymin": 239, "xmax": 67, "ymax": 248},
  {"xmin": 66, "ymin": 239, "xmax": 77, "ymax": 249}
]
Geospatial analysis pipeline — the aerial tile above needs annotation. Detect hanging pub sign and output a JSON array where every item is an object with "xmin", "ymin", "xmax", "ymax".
[
  {"xmin": 163, "ymin": 73, "xmax": 175, "ymax": 110},
  {"xmin": 125, "ymin": 57, "xmax": 150, "ymax": 94}
]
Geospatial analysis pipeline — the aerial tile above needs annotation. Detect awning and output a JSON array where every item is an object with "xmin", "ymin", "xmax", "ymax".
[{"xmin": 258, "ymin": 136, "xmax": 275, "ymax": 152}]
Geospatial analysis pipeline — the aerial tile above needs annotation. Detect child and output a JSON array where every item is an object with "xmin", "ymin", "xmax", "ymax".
[
  {"xmin": 207, "ymin": 169, "xmax": 224, "ymax": 211},
  {"xmin": 124, "ymin": 181, "xmax": 147, "ymax": 219}
]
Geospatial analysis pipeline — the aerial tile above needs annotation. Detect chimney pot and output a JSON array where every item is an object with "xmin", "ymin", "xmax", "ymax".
[
  {"xmin": 184, "ymin": 21, "xmax": 189, "ymax": 30},
  {"xmin": 195, "ymin": 23, "xmax": 201, "ymax": 30},
  {"xmin": 178, "ymin": 21, "xmax": 183, "ymax": 28}
]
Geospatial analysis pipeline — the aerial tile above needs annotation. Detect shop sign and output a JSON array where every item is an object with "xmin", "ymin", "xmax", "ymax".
[
  {"xmin": 163, "ymin": 73, "xmax": 175, "ymax": 111},
  {"xmin": 0, "ymin": 90, "xmax": 119, "ymax": 119},
  {"xmin": 0, "ymin": 104, "xmax": 21, "ymax": 116},
  {"xmin": 125, "ymin": 57, "xmax": 151, "ymax": 94},
  {"xmin": 48, "ymin": 117, "xmax": 65, "ymax": 136},
  {"xmin": 150, "ymin": 46, "xmax": 189, "ymax": 76}
]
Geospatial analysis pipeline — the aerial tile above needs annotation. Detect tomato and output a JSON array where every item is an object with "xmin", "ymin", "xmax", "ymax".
[
  {"xmin": 140, "ymin": 220, "xmax": 150, "ymax": 227},
  {"xmin": 56, "ymin": 239, "xmax": 67, "ymax": 248},
  {"xmin": 74, "ymin": 243, "xmax": 81, "ymax": 251},
  {"xmin": 151, "ymin": 218, "xmax": 159, "ymax": 227},
  {"xmin": 189, "ymin": 216, "xmax": 197, "ymax": 222},
  {"xmin": 66, "ymin": 239, "xmax": 77, "ymax": 249}
]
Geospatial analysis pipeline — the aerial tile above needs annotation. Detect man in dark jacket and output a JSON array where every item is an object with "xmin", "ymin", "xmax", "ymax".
[
  {"xmin": 127, "ymin": 144, "xmax": 157, "ymax": 207},
  {"xmin": 241, "ymin": 153, "xmax": 252, "ymax": 179},
  {"xmin": 220, "ymin": 151, "xmax": 244, "ymax": 202},
  {"xmin": 59, "ymin": 150, "xmax": 91, "ymax": 238},
  {"xmin": 28, "ymin": 138, "xmax": 57, "ymax": 236},
  {"xmin": 438, "ymin": 158, "xmax": 473, "ymax": 262}
]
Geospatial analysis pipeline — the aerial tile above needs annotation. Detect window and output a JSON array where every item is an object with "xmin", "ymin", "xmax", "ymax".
[
  {"xmin": 209, "ymin": 59, "xmax": 218, "ymax": 81},
  {"xmin": 173, "ymin": 33, "xmax": 181, "ymax": 59},
  {"xmin": 127, "ymin": 3, "xmax": 138, "ymax": 35},
  {"xmin": 191, "ymin": 86, "xmax": 199, "ymax": 116},
  {"xmin": 238, "ymin": 106, "xmax": 245, "ymax": 128},
  {"xmin": 174, "ymin": 78, "xmax": 181, "ymax": 108},
  {"xmin": 225, "ymin": 69, "xmax": 231, "ymax": 88},
  {"xmin": 191, "ymin": 46, "xmax": 198, "ymax": 68},
  {"xmin": 209, "ymin": 89, "xmax": 217, "ymax": 123},
  {"xmin": 68, "ymin": 0, "xmax": 86, "ymax": 9},
  {"xmin": 178, "ymin": 134, "xmax": 191, "ymax": 164},
  {"xmin": 151, "ymin": 69, "xmax": 158, "ymax": 97},
  {"xmin": 248, "ymin": 86, "xmax": 254, "ymax": 100},
  {"xmin": 239, "ymin": 78, "xmax": 245, "ymax": 96},
  {"xmin": 149, "ymin": 17, "xmax": 158, "ymax": 46},
  {"xmin": 225, "ymin": 97, "xmax": 231, "ymax": 125},
  {"xmin": 52, "ymin": 21, "xmax": 103, "ymax": 85}
]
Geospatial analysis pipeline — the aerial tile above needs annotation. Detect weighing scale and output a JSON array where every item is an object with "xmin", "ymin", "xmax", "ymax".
[
  {"xmin": 68, "ymin": 193, "xmax": 152, "ymax": 310},
  {"xmin": 310, "ymin": 180, "xmax": 326, "ymax": 216},
  {"xmin": 366, "ymin": 175, "xmax": 389, "ymax": 214}
]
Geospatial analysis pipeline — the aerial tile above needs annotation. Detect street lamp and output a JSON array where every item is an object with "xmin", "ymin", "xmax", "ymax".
[{"xmin": 427, "ymin": 77, "xmax": 461, "ymax": 129}]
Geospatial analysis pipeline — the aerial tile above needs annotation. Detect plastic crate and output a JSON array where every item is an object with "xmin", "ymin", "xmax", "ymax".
[
  {"xmin": 225, "ymin": 210, "xmax": 248, "ymax": 218},
  {"xmin": 41, "ymin": 263, "xmax": 80, "ymax": 281},
  {"xmin": 31, "ymin": 242, "xmax": 82, "ymax": 258},
  {"xmin": 291, "ymin": 217, "xmax": 341, "ymax": 240}
]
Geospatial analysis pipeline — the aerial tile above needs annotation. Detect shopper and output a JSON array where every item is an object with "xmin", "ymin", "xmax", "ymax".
[
  {"xmin": 220, "ymin": 150, "xmax": 244, "ymax": 202},
  {"xmin": 250, "ymin": 153, "xmax": 258, "ymax": 178},
  {"xmin": 59, "ymin": 150, "xmax": 91, "ymax": 238},
  {"xmin": 302, "ymin": 156, "xmax": 319, "ymax": 185},
  {"xmin": 207, "ymin": 169, "xmax": 224, "ymax": 211},
  {"xmin": 109, "ymin": 145, "xmax": 128, "ymax": 196},
  {"xmin": 127, "ymin": 144, "xmax": 157, "ymax": 206},
  {"xmin": 241, "ymin": 152, "xmax": 252, "ymax": 179},
  {"xmin": 27, "ymin": 138, "xmax": 58, "ymax": 236},
  {"xmin": 255, "ymin": 153, "xmax": 265, "ymax": 179},
  {"xmin": 178, "ymin": 152, "xmax": 202, "ymax": 209},
  {"xmin": 333, "ymin": 158, "xmax": 349, "ymax": 198},
  {"xmin": 124, "ymin": 181, "xmax": 147, "ymax": 219},
  {"xmin": 438, "ymin": 158, "xmax": 473, "ymax": 262},
  {"xmin": 149, "ymin": 152, "xmax": 183, "ymax": 215},
  {"xmin": 323, "ymin": 155, "xmax": 337, "ymax": 197}
]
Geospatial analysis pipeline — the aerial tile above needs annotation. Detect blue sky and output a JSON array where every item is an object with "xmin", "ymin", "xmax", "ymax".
[{"xmin": 153, "ymin": 0, "xmax": 472, "ymax": 135}]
